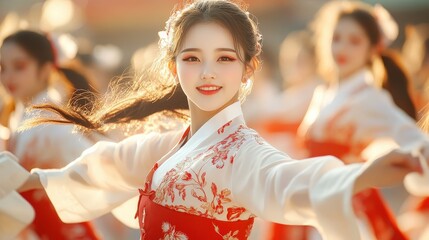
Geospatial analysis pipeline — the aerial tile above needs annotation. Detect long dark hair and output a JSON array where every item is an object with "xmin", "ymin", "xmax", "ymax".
[
  {"xmin": 24, "ymin": 0, "xmax": 262, "ymax": 132},
  {"xmin": 337, "ymin": 7, "xmax": 417, "ymax": 119},
  {"xmin": 380, "ymin": 50, "xmax": 416, "ymax": 119},
  {"xmin": 2, "ymin": 30, "xmax": 97, "ymax": 111}
]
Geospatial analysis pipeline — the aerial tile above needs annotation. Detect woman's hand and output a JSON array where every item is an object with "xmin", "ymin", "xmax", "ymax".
[
  {"xmin": 354, "ymin": 149, "xmax": 421, "ymax": 194},
  {"xmin": 404, "ymin": 144, "xmax": 429, "ymax": 196}
]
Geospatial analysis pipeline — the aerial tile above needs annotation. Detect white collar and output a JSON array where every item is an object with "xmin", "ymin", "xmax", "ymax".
[
  {"xmin": 337, "ymin": 68, "xmax": 373, "ymax": 95},
  {"xmin": 182, "ymin": 101, "xmax": 244, "ymax": 150}
]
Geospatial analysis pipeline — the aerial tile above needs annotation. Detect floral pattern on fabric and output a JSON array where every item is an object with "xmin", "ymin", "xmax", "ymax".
[
  {"xmin": 153, "ymin": 124, "xmax": 261, "ymax": 221},
  {"xmin": 161, "ymin": 222, "xmax": 188, "ymax": 240}
]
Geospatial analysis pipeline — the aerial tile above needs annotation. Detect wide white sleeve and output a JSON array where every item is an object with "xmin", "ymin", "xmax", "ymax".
[
  {"xmin": 353, "ymin": 90, "xmax": 428, "ymax": 150},
  {"xmin": 14, "ymin": 124, "xmax": 94, "ymax": 169},
  {"xmin": 32, "ymin": 130, "xmax": 181, "ymax": 223},
  {"xmin": 231, "ymin": 139, "xmax": 364, "ymax": 240},
  {"xmin": 0, "ymin": 152, "xmax": 35, "ymax": 240}
]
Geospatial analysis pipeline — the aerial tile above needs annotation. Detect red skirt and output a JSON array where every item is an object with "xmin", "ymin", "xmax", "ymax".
[
  {"xmin": 136, "ymin": 189, "xmax": 254, "ymax": 239},
  {"xmin": 21, "ymin": 189, "xmax": 100, "ymax": 240}
]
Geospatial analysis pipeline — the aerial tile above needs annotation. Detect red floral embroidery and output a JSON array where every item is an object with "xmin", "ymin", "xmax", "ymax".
[
  {"xmin": 205, "ymin": 183, "xmax": 232, "ymax": 215},
  {"xmin": 153, "ymin": 124, "xmax": 262, "ymax": 221},
  {"xmin": 209, "ymin": 125, "xmax": 249, "ymax": 168},
  {"xmin": 218, "ymin": 120, "xmax": 232, "ymax": 134},
  {"xmin": 227, "ymin": 207, "xmax": 246, "ymax": 221},
  {"xmin": 181, "ymin": 171, "xmax": 192, "ymax": 181}
]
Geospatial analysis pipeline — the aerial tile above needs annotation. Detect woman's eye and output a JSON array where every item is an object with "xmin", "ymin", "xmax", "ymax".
[
  {"xmin": 183, "ymin": 56, "xmax": 199, "ymax": 62},
  {"xmin": 15, "ymin": 63, "xmax": 27, "ymax": 71},
  {"xmin": 333, "ymin": 34, "xmax": 340, "ymax": 42},
  {"xmin": 218, "ymin": 56, "xmax": 235, "ymax": 62},
  {"xmin": 349, "ymin": 37, "xmax": 362, "ymax": 46}
]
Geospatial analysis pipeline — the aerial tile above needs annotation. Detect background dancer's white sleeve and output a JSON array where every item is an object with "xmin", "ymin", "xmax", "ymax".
[{"xmin": 0, "ymin": 152, "xmax": 35, "ymax": 240}]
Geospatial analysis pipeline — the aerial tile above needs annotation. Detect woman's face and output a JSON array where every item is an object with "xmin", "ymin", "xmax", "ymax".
[
  {"xmin": 280, "ymin": 47, "xmax": 315, "ymax": 86},
  {"xmin": 331, "ymin": 17, "xmax": 374, "ymax": 80},
  {"xmin": 175, "ymin": 22, "xmax": 247, "ymax": 113},
  {"xmin": 0, "ymin": 42, "xmax": 48, "ymax": 102}
]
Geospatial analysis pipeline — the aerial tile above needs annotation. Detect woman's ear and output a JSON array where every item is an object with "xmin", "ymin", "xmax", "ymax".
[
  {"xmin": 39, "ymin": 62, "xmax": 54, "ymax": 83},
  {"xmin": 243, "ymin": 64, "xmax": 255, "ymax": 82},
  {"xmin": 371, "ymin": 45, "xmax": 381, "ymax": 60}
]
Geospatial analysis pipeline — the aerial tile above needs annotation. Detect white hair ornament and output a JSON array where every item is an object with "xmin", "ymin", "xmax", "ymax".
[{"xmin": 373, "ymin": 4, "xmax": 399, "ymax": 49}]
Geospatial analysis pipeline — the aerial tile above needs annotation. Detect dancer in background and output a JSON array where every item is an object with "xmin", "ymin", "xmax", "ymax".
[
  {"xmin": 0, "ymin": 30, "xmax": 100, "ymax": 239},
  {"xmin": 7, "ymin": 1, "xmax": 428, "ymax": 240},
  {"xmin": 264, "ymin": 30, "xmax": 322, "ymax": 159},
  {"xmin": 378, "ymin": 22, "xmax": 429, "ymax": 240},
  {"xmin": 298, "ymin": 1, "xmax": 426, "ymax": 239}
]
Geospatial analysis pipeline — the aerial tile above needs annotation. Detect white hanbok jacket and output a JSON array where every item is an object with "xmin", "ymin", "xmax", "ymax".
[
  {"xmin": 33, "ymin": 102, "xmax": 372, "ymax": 240},
  {"xmin": 299, "ymin": 69, "xmax": 429, "ymax": 196}
]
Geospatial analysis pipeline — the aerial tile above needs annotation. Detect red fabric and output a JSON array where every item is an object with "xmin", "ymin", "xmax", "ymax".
[
  {"xmin": 415, "ymin": 197, "xmax": 429, "ymax": 212},
  {"xmin": 305, "ymin": 139, "xmax": 408, "ymax": 240},
  {"xmin": 262, "ymin": 120, "xmax": 301, "ymax": 134},
  {"xmin": 136, "ymin": 189, "xmax": 254, "ymax": 239},
  {"xmin": 267, "ymin": 223, "xmax": 311, "ymax": 240},
  {"xmin": 21, "ymin": 190, "xmax": 100, "ymax": 240}
]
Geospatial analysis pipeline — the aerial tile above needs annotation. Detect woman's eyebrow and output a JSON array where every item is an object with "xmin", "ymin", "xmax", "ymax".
[{"xmin": 180, "ymin": 48, "xmax": 236, "ymax": 53}]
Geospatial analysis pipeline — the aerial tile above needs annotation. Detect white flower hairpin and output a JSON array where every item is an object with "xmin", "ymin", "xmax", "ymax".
[
  {"xmin": 373, "ymin": 4, "xmax": 399, "ymax": 48},
  {"xmin": 158, "ymin": 12, "xmax": 179, "ymax": 50},
  {"xmin": 158, "ymin": 30, "xmax": 171, "ymax": 49}
]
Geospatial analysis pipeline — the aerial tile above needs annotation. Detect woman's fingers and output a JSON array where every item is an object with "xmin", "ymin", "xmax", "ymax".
[
  {"xmin": 404, "ymin": 145, "xmax": 429, "ymax": 196},
  {"xmin": 390, "ymin": 151, "xmax": 421, "ymax": 172},
  {"xmin": 369, "ymin": 150, "xmax": 419, "ymax": 189}
]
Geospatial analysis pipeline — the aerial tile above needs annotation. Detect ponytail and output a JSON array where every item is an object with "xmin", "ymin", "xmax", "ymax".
[
  {"xmin": 380, "ymin": 50, "xmax": 417, "ymax": 120},
  {"xmin": 57, "ymin": 67, "xmax": 98, "ymax": 112},
  {"xmin": 25, "ymin": 76, "xmax": 189, "ymax": 132}
]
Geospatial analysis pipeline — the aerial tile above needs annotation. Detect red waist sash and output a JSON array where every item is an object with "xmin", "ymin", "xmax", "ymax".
[
  {"xmin": 136, "ymin": 189, "xmax": 254, "ymax": 239},
  {"xmin": 262, "ymin": 120, "xmax": 301, "ymax": 134}
]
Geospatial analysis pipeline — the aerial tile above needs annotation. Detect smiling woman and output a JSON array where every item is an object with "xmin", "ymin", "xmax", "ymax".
[{"xmin": 176, "ymin": 22, "xmax": 248, "ymax": 120}]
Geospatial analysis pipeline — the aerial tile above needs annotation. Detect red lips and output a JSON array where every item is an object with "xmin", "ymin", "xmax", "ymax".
[
  {"xmin": 196, "ymin": 85, "xmax": 222, "ymax": 95},
  {"xmin": 335, "ymin": 55, "xmax": 348, "ymax": 65},
  {"xmin": 6, "ymin": 84, "xmax": 16, "ymax": 93}
]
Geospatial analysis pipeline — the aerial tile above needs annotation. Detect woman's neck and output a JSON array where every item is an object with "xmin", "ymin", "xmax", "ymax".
[
  {"xmin": 188, "ymin": 98, "xmax": 237, "ymax": 137},
  {"xmin": 189, "ymin": 107, "xmax": 215, "ymax": 137},
  {"xmin": 338, "ymin": 67, "xmax": 366, "ymax": 83}
]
